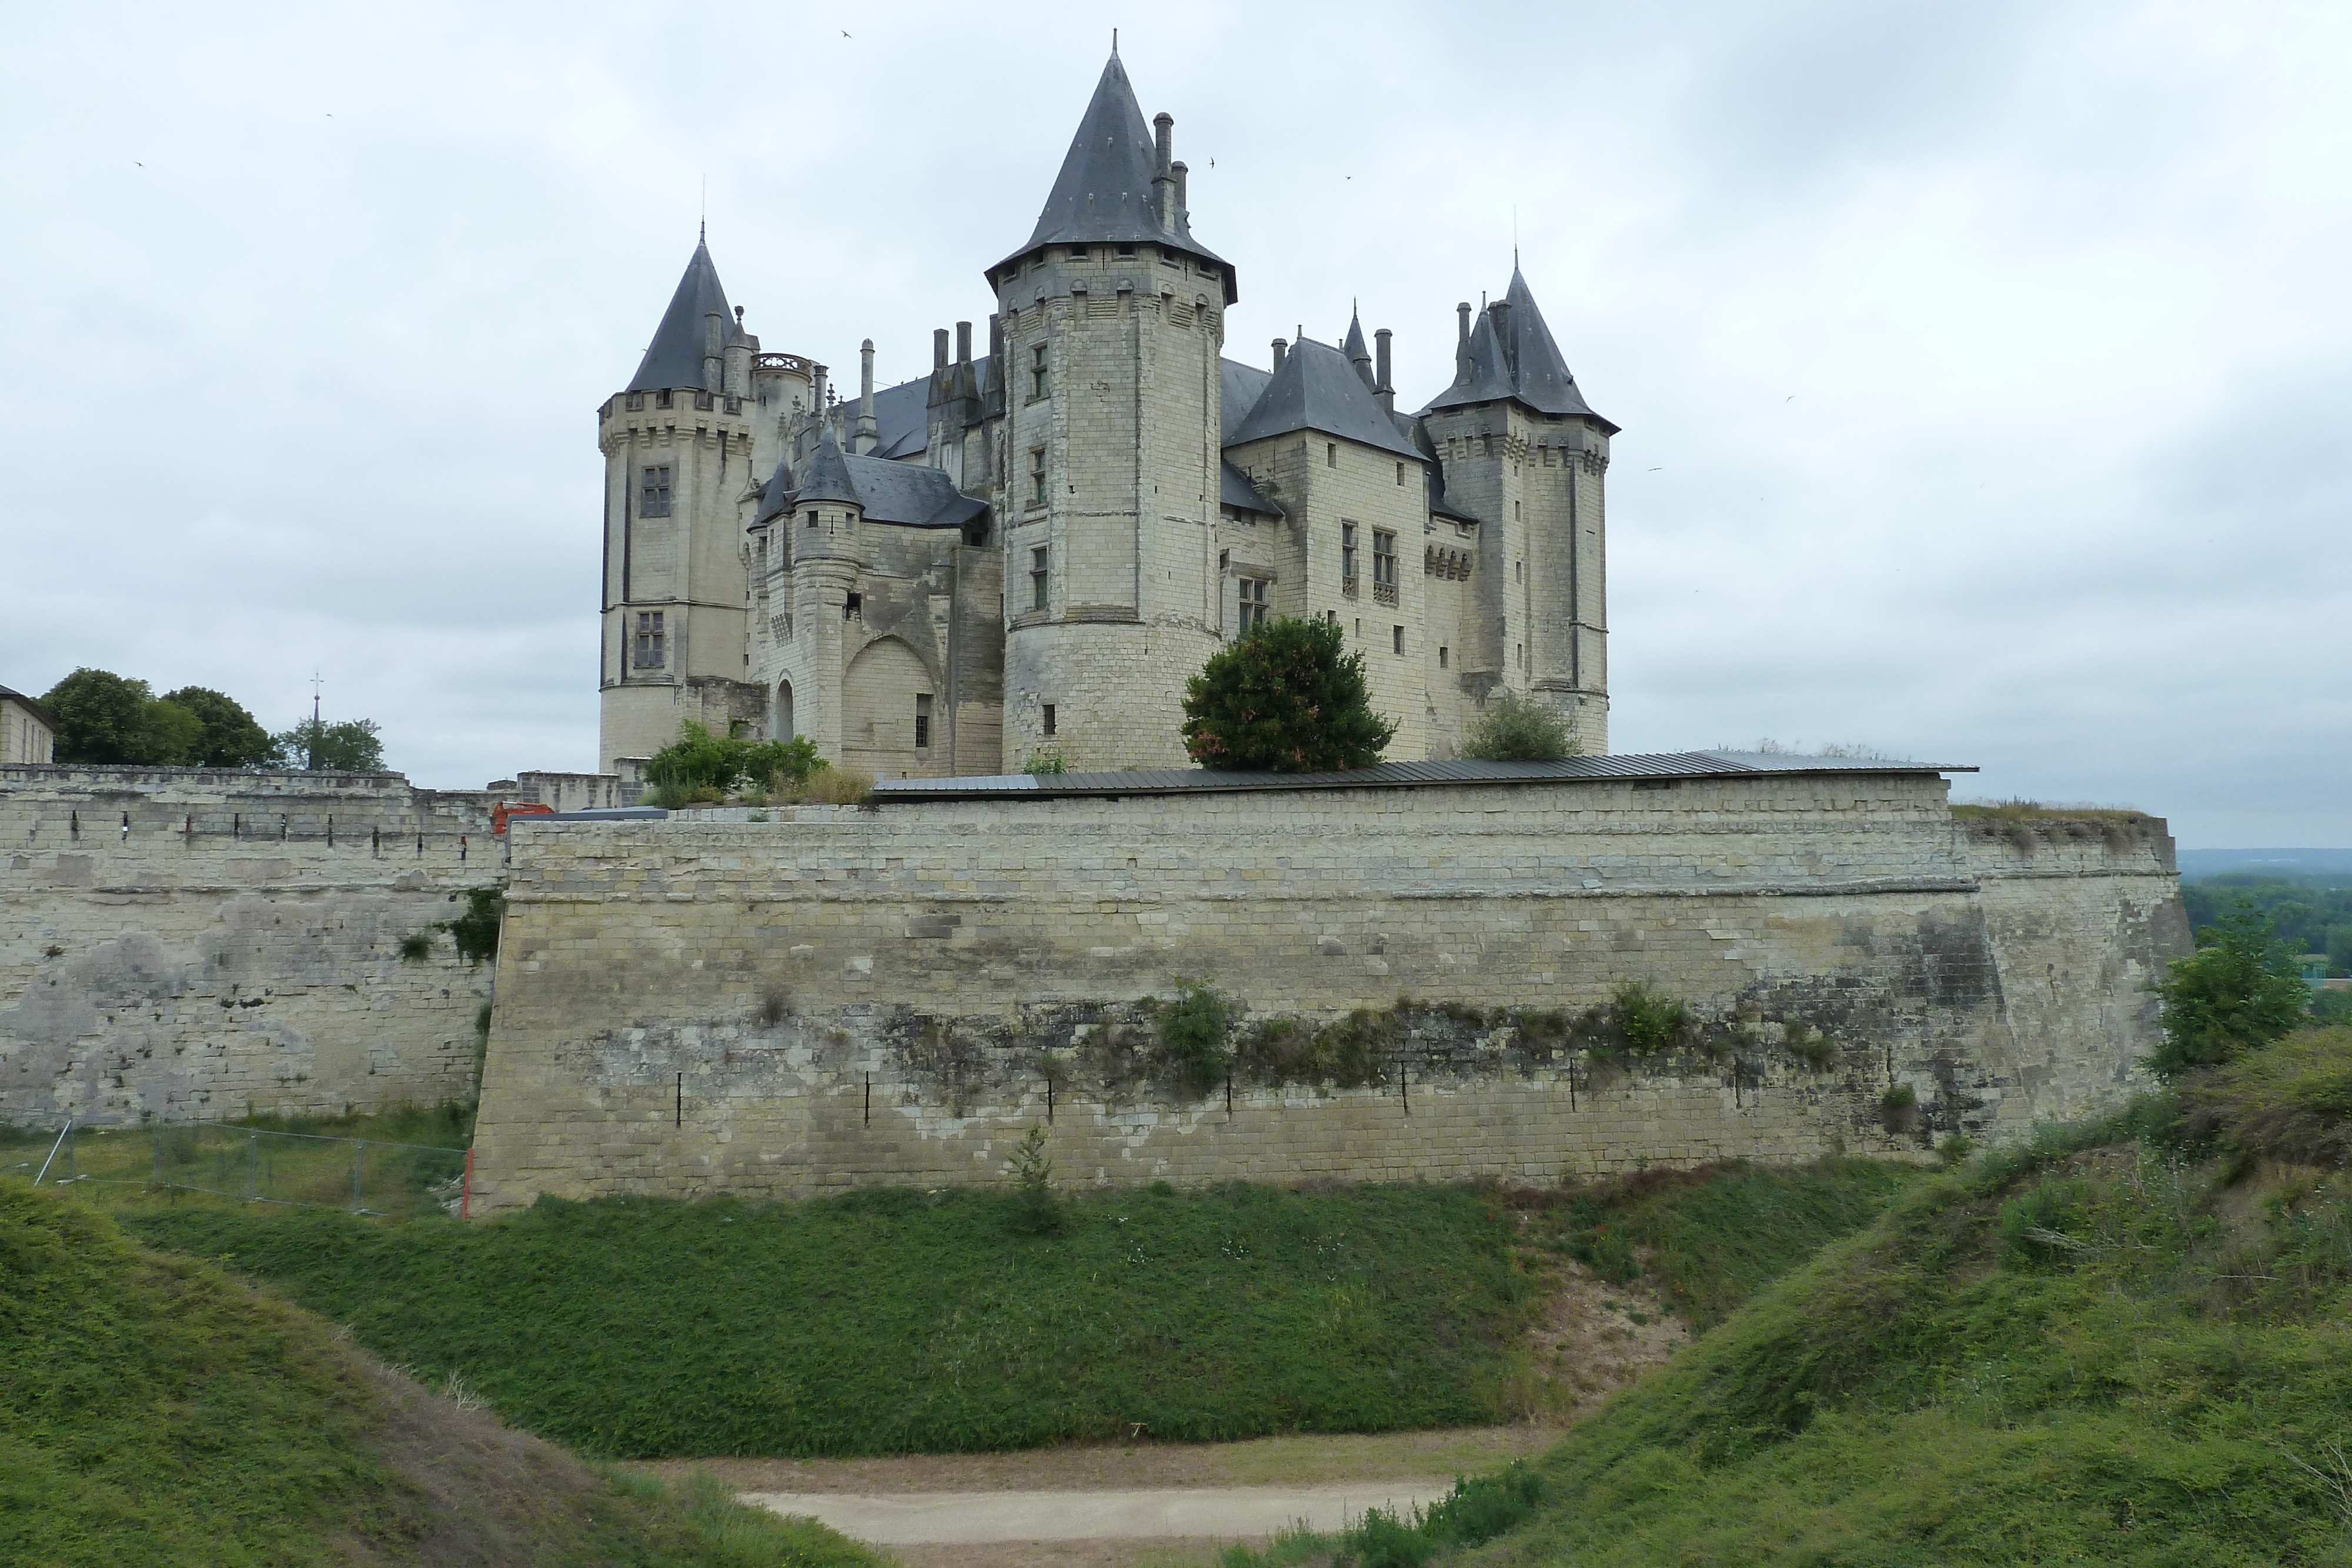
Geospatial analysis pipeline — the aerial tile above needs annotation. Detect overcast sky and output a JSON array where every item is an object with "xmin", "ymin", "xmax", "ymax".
[{"xmin": 3, "ymin": 2, "xmax": 2346, "ymax": 847}]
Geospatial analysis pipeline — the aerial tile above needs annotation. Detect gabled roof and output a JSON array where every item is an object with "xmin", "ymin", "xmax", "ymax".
[
  {"xmin": 1226, "ymin": 336, "xmax": 1423, "ymax": 462},
  {"xmin": 0, "ymin": 684, "xmax": 56, "ymax": 727},
  {"xmin": 627, "ymin": 239, "xmax": 738, "ymax": 394},
  {"xmin": 1422, "ymin": 268, "xmax": 1616, "ymax": 432},
  {"xmin": 995, "ymin": 54, "xmax": 1227, "ymax": 282}
]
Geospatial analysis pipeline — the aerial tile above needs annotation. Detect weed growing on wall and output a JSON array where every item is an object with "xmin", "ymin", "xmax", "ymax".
[
  {"xmin": 1607, "ymin": 982, "xmax": 1695, "ymax": 1057},
  {"xmin": 1021, "ymin": 748, "xmax": 1068, "ymax": 775},
  {"xmin": 395, "ymin": 931, "xmax": 434, "ymax": 964},
  {"xmin": 1151, "ymin": 980, "xmax": 1234, "ymax": 1095},
  {"xmin": 435, "ymin": 883, "xmax": 506, "ymax": 967},
  {"xmin": 1459, "ymin": 689, "xmax": 1579, "ymax": 763}
]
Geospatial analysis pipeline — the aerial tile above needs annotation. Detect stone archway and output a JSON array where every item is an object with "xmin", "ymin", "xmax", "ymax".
[{"xmin": 841, "ymin": 638, "xmax": 936, "ymax": 779}]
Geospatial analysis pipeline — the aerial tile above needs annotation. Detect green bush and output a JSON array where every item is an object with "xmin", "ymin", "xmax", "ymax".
[
  {"xmin": 1459, "ymin": 689, "xmax": 1578, "ymax": 762},
  {"xmin": 1180, "ymin": 616, "xmax": 1396, "ymax": 771},
  {"xmin": 1004, "ymin": 1125, "xmax": 1066, "ymax": 1236},
  {"xmin": 2148, "ymin": 904, "xmax": 2310, "ymax": 1078},
  {"xmin": 1152, "ymin": 980, "xmax": 1234, "ymax": 1095},
  {"xmin": 645, "ymin": 721, "xmax": 828, "ymax": 803},
  {"xmin": 1610, "ymin": 981, "xmax": 1693, "ymax": 1057},
  {"xmin": 436, "ymin": 883, "xmax": 506, "ymax": 967},
  {"xmin": 2177, "ymin": 1024, "xmax": 2352, "ymax": 1166},
  {"xmin": 1021, "ymin": 748, "xmax": 1069, "ymax": 775},
  {"xmin": 39, "ymin": 669, "xmax": 279, "ymax": 768}
]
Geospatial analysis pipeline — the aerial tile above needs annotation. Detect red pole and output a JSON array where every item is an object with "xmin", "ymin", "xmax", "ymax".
[{"xmin": 460, "ymin": 1146, "xmax": 475, "ymax": 1221}]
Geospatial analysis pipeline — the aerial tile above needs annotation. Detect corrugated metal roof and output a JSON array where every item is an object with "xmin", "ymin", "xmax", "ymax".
[{"xmin": 871, "ymin": 750, "xmax": 1974, "ymax": 802}]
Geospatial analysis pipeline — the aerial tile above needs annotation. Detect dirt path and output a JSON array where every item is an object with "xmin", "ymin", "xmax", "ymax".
[{"xmin": 742, "ymin": 1481, "xmax": 1455, "ymax": 1543}]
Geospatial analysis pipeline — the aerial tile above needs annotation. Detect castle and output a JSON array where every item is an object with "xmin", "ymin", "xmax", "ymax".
[{"xmin": 596, "ymin": 51, "xmax": 1616, "ymax": 778}]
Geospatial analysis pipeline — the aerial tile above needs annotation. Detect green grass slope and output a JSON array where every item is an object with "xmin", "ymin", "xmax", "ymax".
[
  {"xmin": 0, "ymin": 1183, "xmax": 888, "ymax": 1568},
  {"xmin": 122, "ymin": 1182, "xmax": 1533, "ymax": 1458},
  {"xmin": 1456, "ymin": 1029, "xmax": 2352, "ymax": 1567}
]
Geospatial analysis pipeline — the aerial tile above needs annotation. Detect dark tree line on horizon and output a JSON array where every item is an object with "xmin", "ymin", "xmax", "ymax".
[{"xmin": 36, "ymin": 668, "xmax": 386, "ymax": 773}]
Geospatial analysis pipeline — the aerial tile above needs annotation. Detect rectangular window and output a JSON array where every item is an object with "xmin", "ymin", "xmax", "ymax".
[
  {"xmin": 1069, "ymin": 245, "xmax": 1089, "ymax": 259},
  {"xmin": 640, "ymin": 465, "xmax": 672, "ymax": 517},
  {"xmin": 1031, "ymin": 545, "xmax": 1050, "ymax": 611},
  {"xmin": 1392, "ymin": 625, "xmax": 1405, "ymax": 655},
  {"xmin": 1341, "ymin": 521, "xmax": 1358, "ymax": 583},
  {"xmin": 845, "ymin": 591, "xmax": 862, "ymax": 618},
  {"xmin": 1030, "ymin": 343, "xmax": 1050, "ymax": 399},
  {"xmin": 1237, "ymin": 577, "xmax": 1270, "ymax": 633},
  {"xmin": 1116, "ymin": 242, "xmax": 1135, "ymax": 258},
  {"xmin": 914, "ymin": 694, "xmax": 933, "ymax": 750},
  {"xmin": 1373, "ymin": 530, "xmax": 1399, "ymax": 605},
  {"xmin": 1326, "ymin": 442, "xmax": 1337, "ymax": 468},
  {"xmin": 1042, "ymin": 703, "xmax": 1057, "ymax": 737},
  {"xmin": 1396, "ymin": 462, "xmax": 1406, "ymax": 486},
  {"xmin": 1439, "ymin": 645, "xmax": 1450, "ymax": 669},
  {"xmin": 1029, "ymin": 446, "xmax": 1047, "ymax": 506},
  {"xmin": 633, "ymin": 610, "xmax": 665, "ymax": 668}
]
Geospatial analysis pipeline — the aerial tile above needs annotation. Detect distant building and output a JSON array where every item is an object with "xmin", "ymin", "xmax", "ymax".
[
  {"xmin": 594, "ymin": 51, "xmax": 1614, "ymax": 777},
  {"xmin": 0, "ymin": 686, "xmax": 55, "ymax": 765}
]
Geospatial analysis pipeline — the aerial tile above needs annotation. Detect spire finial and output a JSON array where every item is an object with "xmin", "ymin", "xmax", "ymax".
[{"xmin": 1112, "ymin": 26, "xmax": 1118, "ymax": 54}]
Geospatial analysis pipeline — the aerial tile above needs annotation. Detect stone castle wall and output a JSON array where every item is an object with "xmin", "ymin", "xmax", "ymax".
[
  {"xmin": 1, "ymin": 765, "xmax": 513, "ymax": 1126},
  {"xmin": 466, "ymin": 773, "xmax": 2187, "ymax": 1213}
]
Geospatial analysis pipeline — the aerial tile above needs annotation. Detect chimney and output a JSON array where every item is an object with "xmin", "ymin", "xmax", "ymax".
[
  {"xmin": 1272, "ymin": 337, "xmax": 1288, "ymax": 370},
  {"xmin": 1489, "ymin": 299, "xmax": 1515, "ymax": 376},
  {"xmin": 1374, "ymin": 327, "xmax": 1394, "ymax": 413},
  {"xmin": 987, "ymin": 313, "xmax": 1005, "ymax": 413},
  {"xmin": 702, "ymin": 308, "xmax": 725, "ymax": 391},
  {"xmin": 811, "ymin": 361, "xmax": 827, "ymax": 409},
  {"xmin": 933, "ymin": 328, "xmax": 950, "ymax": 372},
  {"xmin": 856, "ymin": 339, "xmax": 877, "ymax": 453},
  {"xmin": 956, "ymin": 320, "xmax": 972, "ymax": 365},
  {"xmin": 1455, "ymin": 302, "xmax": 1473, "ymax": 382},
  {"xmin": 1152, "ymin": 112, "xmax": 1175, "ymax": 226},
  {"xmin": 1170, "ymin": 161, "xmax": 1188, "ymax": 230}
]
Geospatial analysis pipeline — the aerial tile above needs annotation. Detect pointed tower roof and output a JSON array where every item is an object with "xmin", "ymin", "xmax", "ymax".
[
  {"xmin": 1422, "ymin": 268, "xmax": 1617, "ymax": 432},
  {"xmin": 627, "ymin": 239, "xmax": 735, "ymax": 393},
  {"xmin": 1227, "ymin": 336, "xmax": 1422, "ymax": 462},
  {"xmin": 1341, "ymin": 308, "xmax": 1369, "ymax": 363},
  {"xmin": 795, "ymin": 424, "xmax": 861, "ymax": 508},
  {"xmin": 994, "ymin": 55, "xmax": 1229, "ymax": 292}
]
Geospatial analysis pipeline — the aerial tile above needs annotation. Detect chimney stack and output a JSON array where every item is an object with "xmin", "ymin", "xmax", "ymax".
[
  {"xmin": 1152, "ymin": 112, "xmax": 1175, "ymax": 227},
  {"xmin": 1374, "ymin": 327, "xmax": 1394, "ymax": 413},
  {"xmin": 933, "ymin": 327, "xmax": 950, "ymax": 372},
  {"xmin": 856, "ymin": 339, "xmax": 877, "ymax": 453},
  {"xmin": 956, "ymin": 320, "xmax": 972, "ymax": 365},
  {"xmin": 1170, "ymin": 161, "xmax": 1188, "ymax": 230},
  {"xmin": 1455, "ymin": 302, "xmax": 1474, "ymax": 382},
  {"xmin": 1153, "ymin": 112, "xmax": 1173, "ymax": 175},
  {"xmin": 1272, "ymin": 337, "xmax": 1288, "ymax": 370}
]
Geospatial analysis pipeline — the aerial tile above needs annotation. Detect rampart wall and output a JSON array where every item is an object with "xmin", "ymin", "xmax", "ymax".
[
  {"xmin": 1, "ymin": 765, "xmax": 512, "ymax": 1124},
  {"xmin": 467, "ymin": 774, "xmax": 2187, "ymax": 1212}
]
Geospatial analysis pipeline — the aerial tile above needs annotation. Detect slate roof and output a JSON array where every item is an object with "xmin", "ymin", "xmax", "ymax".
[
  {"xmin": 995, "ymin": 54, "xmax": 1228, "ymax": 285},
  {"xmin": 753, "ymin": 426, "xmax": 990, "ymax": 531},
  {"xmin": 1220, "ymin": 460, "xmax": 1284, "ymax": 517},
  {"xmin": 0, "ymin": 684, "xmax": 56, "ymax": 727},
  {"xmin": 870, "ymin": 750, "xmax": 1973, "ymax": 802},
  {"xmin": 1218, "ymin": 358, "xmax": 1272, "ymax": 443},
  {"xmin": 1226, "ymin": 336, "xmax": 1424, "ymax": 462},
  {"xmin": 627, "ymin": 240, "xmax": 740, "ymax": 394},
  {"xmin": 1423, "ymin": 268, "xmax": 1616, "ymax": 431}
]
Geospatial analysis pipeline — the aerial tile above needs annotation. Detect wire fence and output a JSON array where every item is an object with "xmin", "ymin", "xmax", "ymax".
[{"xmin": 6, "ymin": 1118, "xmax": 471, "ymax": 1221}]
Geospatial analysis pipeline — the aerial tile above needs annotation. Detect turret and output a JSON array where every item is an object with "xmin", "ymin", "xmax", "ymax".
[
  {"xmin": 596, "ymin": 237, "xmax": 772, "ymax": 773},
  {"xmin": 980, "ymin": 52, "xmax": 1232, "ymax": 768},
  {"xmin": 1419, "ymin": 267, "xmax": 1618, "ymax": 751}
]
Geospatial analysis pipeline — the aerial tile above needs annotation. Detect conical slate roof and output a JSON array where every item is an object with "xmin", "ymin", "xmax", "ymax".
[
  {"xmin": 997, "ymin": 55, "xmax": 1225, "ymax": 275},
  {"xmin": 1341, "ymin": 309, "xmax": 1369, "ymax": 363},
  {"xmin": 627, "ymin": 240, "xmax": 735, "ymax": 394},
  {"xmin": 795, "ymin": 424, "xmax": 861, "ymax": 507},
  {"xmin": 1423, "ymin": 268, "xmax": 1616, "ymax": 432},
  {"xmin": 1227, "ymin": 336, "xmax": 1422, "ymax": 462},
  {"xmin": 753, "ymin": 455, "xmax": 795, "ymax": 525}
]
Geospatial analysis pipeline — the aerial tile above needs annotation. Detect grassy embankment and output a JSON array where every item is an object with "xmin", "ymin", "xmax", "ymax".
[
  {"xmin": 1228, "ymin": 1025, "xmax": 2352, "ymax": 1567},
  {"xmin": 0, "ymin": 1182, "xmax": 887, "ymax": 1568},
  {"xmin": 104, "ymin": 1147, "xmax": 1918, "ymax": 1462}
]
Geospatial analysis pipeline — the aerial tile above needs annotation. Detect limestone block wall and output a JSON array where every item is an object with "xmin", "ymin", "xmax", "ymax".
[
  {"xmin": 2, "ymin": 766, "xmax": 508, "ymax": 1125},
  {"xmin": 467, "ymin": 774, "xmax": 2187, "ymax": 1212}
]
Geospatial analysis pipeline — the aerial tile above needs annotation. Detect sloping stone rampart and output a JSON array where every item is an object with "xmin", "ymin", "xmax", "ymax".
[
  {"xmin": 467, "ymin": 774, "xmax": 2186, "ymax": 1212},
  {"xmin": 2, "ymin": 766, "xmax": 506, "ymax": 1124}
]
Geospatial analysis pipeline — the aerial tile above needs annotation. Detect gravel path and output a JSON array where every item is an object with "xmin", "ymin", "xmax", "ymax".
[{"xmin": 743, "ymin": 1481, "xmax": 1455, "ymax": 1543}]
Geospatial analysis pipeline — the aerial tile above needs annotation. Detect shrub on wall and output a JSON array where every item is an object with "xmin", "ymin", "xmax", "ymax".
[
  {"xmin": 644, "ymin": 722, "xmax": 827, "ymax": 805},
  {"xmin": 436, "ymin": 884, "xmax": 506, "ymax": 967},
  {"xmin": 1459, "ymin": 690, "xmax": 1579, "ymax": 763},
  {"xmin": 1151, "ymin": 981, "xmax": 1234, "ymax": 1095},
  {"xmin": 1179, "ymin": 616, "xmax": 1396, "ymax": 772}
]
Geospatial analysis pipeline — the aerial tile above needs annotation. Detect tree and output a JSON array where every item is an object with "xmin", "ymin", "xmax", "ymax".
[
  {"xmin": 1460, "ymin": 689, "xmax": 1579, "ymax": 763},
  {"xmin": 159, "ymin": 687, "xmax": 276, "ymax": 768},
  {"xmin": 1180, "ymin": 616, "xmax": 1396, "ymax": 771},
  {"xmin": 2146, "ymin": 904, "xmax": 2311, "ymax": 1079},
  {"xmin": 272, "ymin": 717, "xmax": 386, "ymax": 772},
  {"xmin": 41, "ymin": 669, "xmax": 157, "ymax": 764}
]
